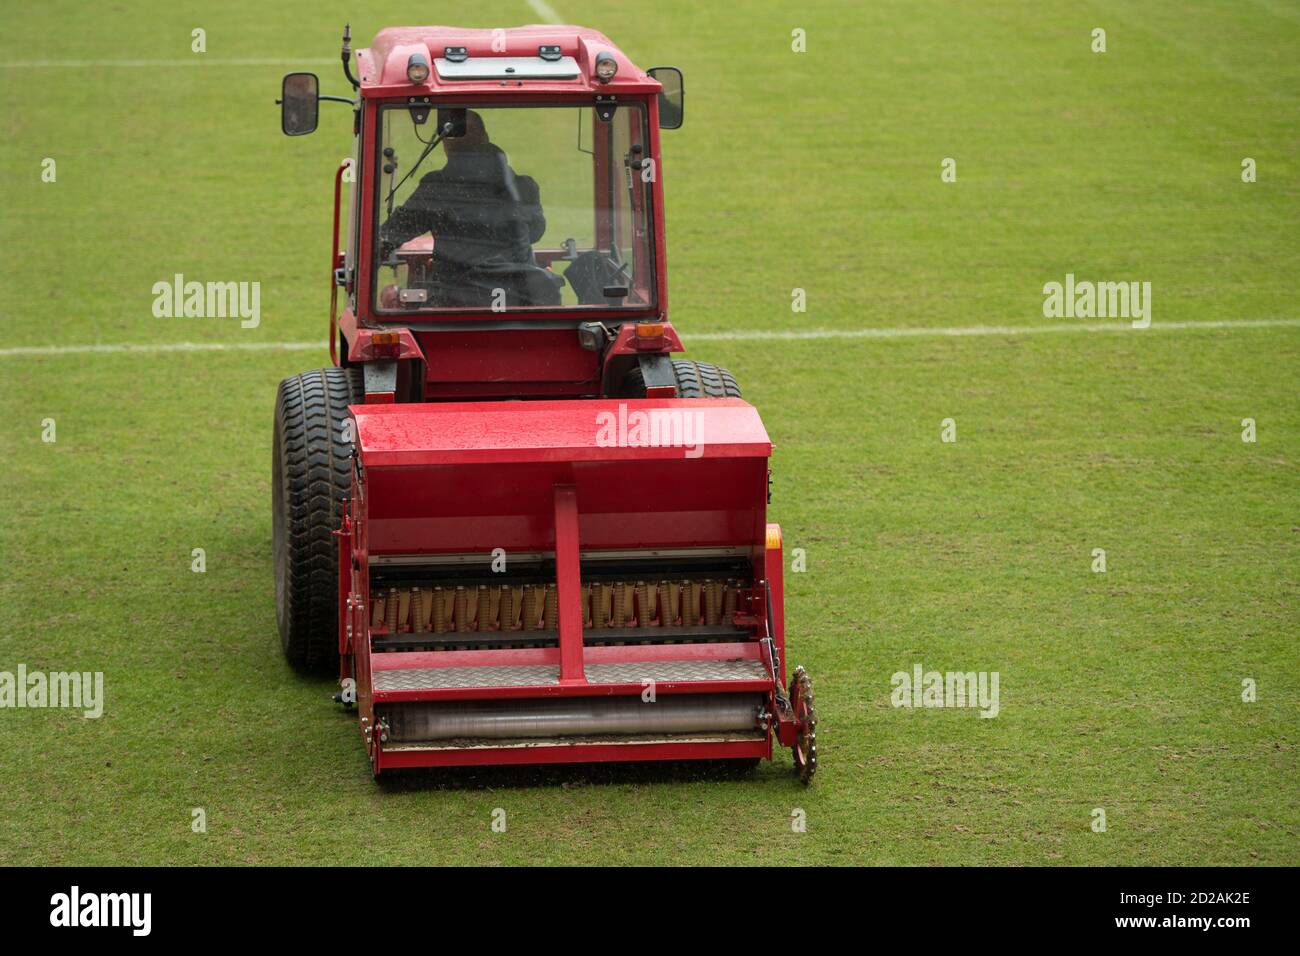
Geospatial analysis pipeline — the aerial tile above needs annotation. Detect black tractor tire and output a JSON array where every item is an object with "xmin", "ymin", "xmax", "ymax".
[
  {"xmin": 621, "ymin": 359, "xmax": 742, "ymax": 398},
  {"xmin": 272, "ymin": 367, "xmax": 362, "ymax": 674}
]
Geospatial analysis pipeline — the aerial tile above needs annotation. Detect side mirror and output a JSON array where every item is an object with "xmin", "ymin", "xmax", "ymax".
[
  {"xmin": 280, "ymin": 72, "xmax": 319, "ymax": 136},
  {"xmin": 647, "ymin": 67, "xmax": 684, "ymax": 129}
]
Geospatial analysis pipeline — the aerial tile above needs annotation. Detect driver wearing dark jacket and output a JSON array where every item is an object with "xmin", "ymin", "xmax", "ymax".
[{"xmin": 380, "ymin": 110, "xmax": 546, "ymax": 276}]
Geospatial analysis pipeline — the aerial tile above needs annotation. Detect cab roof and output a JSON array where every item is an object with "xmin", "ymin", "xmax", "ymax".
[{"xmin": 356, "ymin": 24, "xmax": 661, "ymax": 96}]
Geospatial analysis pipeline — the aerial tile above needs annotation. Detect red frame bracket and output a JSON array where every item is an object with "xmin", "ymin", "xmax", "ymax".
[{"xmin": 553, "ymin": 484, "xmax": 586, "ymax": 685}]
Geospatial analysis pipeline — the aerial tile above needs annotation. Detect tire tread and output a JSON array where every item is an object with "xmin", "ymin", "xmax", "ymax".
[{"xmin": 273, "ymin": 367, "xmax": 361, "ymax": 673}]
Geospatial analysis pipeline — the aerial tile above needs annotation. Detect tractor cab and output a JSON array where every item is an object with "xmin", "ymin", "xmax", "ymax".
[
  {"xmin": 280, "ymin": 25, "xmax": 685, "ymax": 399},
  {"xmin": 374, "ymin": 100, "xmax": 655, "ymax": 313}
]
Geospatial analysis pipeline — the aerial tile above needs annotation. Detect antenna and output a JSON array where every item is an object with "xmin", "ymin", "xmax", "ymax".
[{"xmin": 341, "ymin": 23, "xmax": 360, "ymax": 89}]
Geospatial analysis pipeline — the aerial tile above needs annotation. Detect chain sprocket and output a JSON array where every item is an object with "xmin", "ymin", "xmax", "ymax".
[{"xmin": 789, "ymin": 665, "xmax": 817, "ymax": 784}]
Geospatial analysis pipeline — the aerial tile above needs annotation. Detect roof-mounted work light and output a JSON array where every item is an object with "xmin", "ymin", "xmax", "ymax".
[
  {"xmin": 594, "ymin": 52, "xmax": 618, "ymax": 83},
  {"xmin": 406, "ymin": 53, "xmax": 430, "ymax": 84}
]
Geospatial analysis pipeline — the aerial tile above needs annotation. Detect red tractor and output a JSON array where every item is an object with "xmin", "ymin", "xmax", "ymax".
[{"xmin": 273, "ymin": 24, "xmax": 817, "ymax": 780}]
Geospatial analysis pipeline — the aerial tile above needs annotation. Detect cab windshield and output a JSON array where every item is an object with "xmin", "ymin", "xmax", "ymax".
[{"xmin": 373, "ymin": 103, "xmax": 654, "ymax": 313}]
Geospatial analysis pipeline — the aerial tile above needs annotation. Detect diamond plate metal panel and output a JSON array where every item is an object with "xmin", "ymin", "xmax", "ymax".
[
  {"xmin": 374, "ymin": 664, "xmax": 560, "ymax": 692},
  {"xmin": 584, "ymin": 659, "xmax": 770, "ymax": 684}
]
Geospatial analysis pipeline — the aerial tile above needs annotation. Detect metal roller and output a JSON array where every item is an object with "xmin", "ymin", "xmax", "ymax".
[
  {"xmin": 637, "ymin": 581, "xmax": 653, "ymax": 627},
  {"xmin": 611, "ymin": 583, "xmax": 626, "ymax": 627},
  {"xmin": 454, "ymin": 586, "xmax": 469, "ymax": 633},
  {"xmin": 704, "ymin": 580, "xmax": 721, "ymax": 626},
  {"xmin": 498, "ymin": 585, "xmax": 514, "ymax": 631},
  {"xmin": 385, "ymin": 693, "xmax": 763, "ymax": 742},
  {"xmin": 523, "ymin": 585, "xmax": 541, "ymax": 630},
  {"xmin": 386, "ymin": 587, "xmax": 399, "ymax": 631},
  {"xmin": 411, "ymin": 588, "xmax": 426, "ymax": 633},
  {"xmin": 434, "ymin": 587, "xmax": 450, "ymax": 633},
  {"xmin": 683, "ymin": 580, "xmax": 700, "ymax": 626},
  {"xmin": 543, "ymin": 584, "xmax": 558, "ymax": 630},
  {"xmin": 658, "ymin": 581, "xmax": 676, "ymax": 627}
]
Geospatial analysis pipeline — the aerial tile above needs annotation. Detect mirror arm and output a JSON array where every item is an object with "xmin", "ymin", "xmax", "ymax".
[
  {"xmin": 273, "ymin": 95, "xmax": 353, "ymax": 109},
  {"xmin": 275, "ymin": 94, "xmax": 354, "ymax": 107}
]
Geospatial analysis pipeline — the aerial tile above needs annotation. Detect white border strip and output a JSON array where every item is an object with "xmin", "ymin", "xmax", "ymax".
[
  {"xmin": 688, "ymin": 318, "xmax": 1300, "ymax": 341},
  {"xmin": 1, "ymin": 319, "xmax": 1295, "ymax": 359}
]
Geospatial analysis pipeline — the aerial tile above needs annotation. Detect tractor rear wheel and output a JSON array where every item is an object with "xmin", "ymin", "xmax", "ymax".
[
  {"xmin": 272, "ymin": 367, "xmax": 362, "ymax": 674},
  {"xmin": 621, "ymin": 359, "xmax": 742, "ymax": 398}
]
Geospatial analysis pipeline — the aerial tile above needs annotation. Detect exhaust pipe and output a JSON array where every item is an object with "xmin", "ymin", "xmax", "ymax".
[{"xmin": 385, "ymin": 693, "xmax": 763, "ymax": 742}]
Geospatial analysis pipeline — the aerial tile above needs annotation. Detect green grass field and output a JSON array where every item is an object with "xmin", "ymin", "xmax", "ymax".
[{"xmin": 1, "ymin": 0, "xmax": 1297, "ymax": 866}]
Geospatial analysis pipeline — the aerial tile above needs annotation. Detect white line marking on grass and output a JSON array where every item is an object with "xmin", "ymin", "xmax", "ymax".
[
  {"xmin": 2, "ymin": 319, "xmax": 1296, "ymax": 359},
  {"xmin": 0, "ymin": 58, "xmax": 337, "ymax": 69},
  {"xmin": 687, "ymin": 318, "xmax": 1300, "ymax": 342},
  {"xmin": 525, "ymin": 0, "xmax": 564, "ymax": 24}
]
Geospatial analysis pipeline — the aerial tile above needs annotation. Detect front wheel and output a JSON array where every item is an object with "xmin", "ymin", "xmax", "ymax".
[{"xmin": 272, "ymin": 367, "xmax": 361, "ymax": 674}]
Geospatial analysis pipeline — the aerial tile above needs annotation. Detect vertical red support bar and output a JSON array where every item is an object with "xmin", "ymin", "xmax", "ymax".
[
  {"xmin": 593, "ymin": 109, "xmax": 612, "ymax": 250},
  {"xmin": 336, "ymin": 514, "xmax": 352, "ymax": 671},
  {"xmin": 329, "ymin": 159, "xmax": 347, "ymax": 367},
  {"xmin": 764, "ymin": 523, "xmax": 786, "ymax": 687},
  {"xmin": 553, "ymin": 485, "xmax": 586, "ymax": 685}
]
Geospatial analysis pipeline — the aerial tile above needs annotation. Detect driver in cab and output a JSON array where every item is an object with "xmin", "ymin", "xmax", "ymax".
[{"xmin": 379, "ymin": 110, "xmax": 548, "ymax": 305}]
